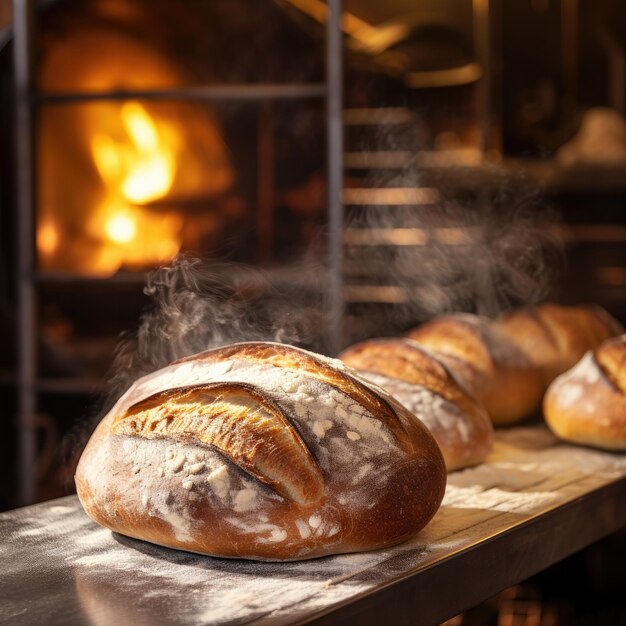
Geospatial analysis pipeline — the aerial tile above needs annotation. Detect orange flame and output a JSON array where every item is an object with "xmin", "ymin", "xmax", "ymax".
[{"xmin": 86, "ymin": 100, "xmax": 182, "ymax": 275}]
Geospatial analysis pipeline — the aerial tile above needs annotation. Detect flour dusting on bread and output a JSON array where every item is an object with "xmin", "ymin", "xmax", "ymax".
[{"xmin": 75, "ymin": 342, "xmax": 447, "ymax": 560}]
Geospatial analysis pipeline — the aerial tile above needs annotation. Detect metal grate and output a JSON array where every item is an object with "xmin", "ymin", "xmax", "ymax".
[{"xmin": 11, "ymin": 0, "xmax": 344, "ymax": 505}]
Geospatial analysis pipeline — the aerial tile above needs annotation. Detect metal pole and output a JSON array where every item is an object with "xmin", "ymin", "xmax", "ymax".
[
  {"xmin": 13, "ymin": 0, "xmax": 37, "ymax": 505},
  {"xmin": 561, "ymin": 0, "xmax": 579, "ymax": 136},
  {"xmin": 38, "ymin": 83, "xmax": 327, "ymax": 104},
  {"xmin": 257, "ymin": 102, "xmax": 275, "ymax": 264},
  {"xmin": 326, "ymin": 0, "xmax": 343, "ymax": 354},
  {"xmin": 473, "ymin": 0, "xmax": 492, "ymax": 159}
]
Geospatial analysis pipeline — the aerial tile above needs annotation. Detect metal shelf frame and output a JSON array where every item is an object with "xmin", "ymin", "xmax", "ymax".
[
  {"xmin": 37, "ymin": 83, "xmax": 328, "ymax": 104},
  {"xmin": 11, "ymin": 0, "xmax": 344, "ymax": 505}
]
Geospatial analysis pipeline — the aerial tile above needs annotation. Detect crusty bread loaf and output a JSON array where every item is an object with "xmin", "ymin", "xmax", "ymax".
[
  {"xmin": 75, "ymin": 342, "xmax": 446, "ymax": 561},
  {"xmin": 495, "ymin": 303, "xmax": 623, "ymax": 387},
  {"xmin": 544, "ymin": 334, "xmax": 626, "ymax": 450},
  {"xmin": 406, "ymin": 314, "xmax": 544, "ymax": 425},
  {"xmin": 338, "ymin": 338, "xmax": 494, "ymax": 471}
]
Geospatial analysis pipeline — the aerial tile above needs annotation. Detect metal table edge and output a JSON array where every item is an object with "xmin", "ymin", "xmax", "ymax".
[{"xmin": 293, "ymin": 473, "xmax": 626, "ymax": 626}]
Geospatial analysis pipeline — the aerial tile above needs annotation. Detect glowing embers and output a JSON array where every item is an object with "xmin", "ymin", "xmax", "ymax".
[
  {"xmin": 37, "ymin": 219, "xmax": 60, "ymax": 259},
  {"xmin": 104, "ymin": 212, "xmax": 136, "ymax": 245}
]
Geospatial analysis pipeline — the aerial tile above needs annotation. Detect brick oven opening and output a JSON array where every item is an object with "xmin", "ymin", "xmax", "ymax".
[
  {"xmin": 39, "ymin": 38, "xmax": 235, "ymax": 275},
  {"xmin": 33, "ymin": 0, "xmax": 332, "ymax": 275}
]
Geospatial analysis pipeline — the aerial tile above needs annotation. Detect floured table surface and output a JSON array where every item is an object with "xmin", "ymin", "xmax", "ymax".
[{"xmin": 2, "ymin": 424, "xmax": 626, "ymax": 626}]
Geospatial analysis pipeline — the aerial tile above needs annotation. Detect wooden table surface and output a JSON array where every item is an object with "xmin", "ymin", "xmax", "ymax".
[{"xmin": 2, "ymin": 424, "xmax": 626, "ymax": 626}]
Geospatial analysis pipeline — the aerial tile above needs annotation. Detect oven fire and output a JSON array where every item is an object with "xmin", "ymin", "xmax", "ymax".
[
  {"xmin": 86, "ymin": 100, "xmax": 182, "ymax": 275},
  {"xmin": 36, "ymin": 28, "xmax": 235, "ymax": 276},
  {"xmin": 38, "ymin": 98, "xmax": 187, "ymax": 276}
]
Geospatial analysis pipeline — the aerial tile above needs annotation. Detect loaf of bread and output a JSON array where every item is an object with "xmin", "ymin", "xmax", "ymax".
[
  {"xmin": 338, "ymin": 338, "xmax": 494, "ymax": 470},
  {"xmin": 406, "ymin": 313, "xmax": 544, "ymax": 425},
  {"xmin": 495, "ymin": 303, "xmax": 623, "ymax": 387},
  {"xmin": 544, "ymin": 335, "xmax": 626, "ymax": 450},
  {"xmin": 75, "ymin": 342, "xmax": 446, "ymax": 561}
]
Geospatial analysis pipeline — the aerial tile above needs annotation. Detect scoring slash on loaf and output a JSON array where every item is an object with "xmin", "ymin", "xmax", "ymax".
[
  {"xmin": 339, "ymin": 338, "xmax": 494, "ymax": 471},
  {"xmin": 544, "ymin": 334, "xmax": 626, "ymax": 451},
  {"xmin": 495, "ymin": 303, "xmax": 624, "ymax": 388},
  {"xmin": 406, "ymin": 313, "xmax": 544, "ymax": 425},
  {"xmin": 75, "ymin": 342, "xmax": 447, "ymax": 561}
]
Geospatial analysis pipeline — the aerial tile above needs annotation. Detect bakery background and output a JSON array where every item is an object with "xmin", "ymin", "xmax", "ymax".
[{"xmin": 1, "ymin": 0, "xmax": 626, "ymax": 621}]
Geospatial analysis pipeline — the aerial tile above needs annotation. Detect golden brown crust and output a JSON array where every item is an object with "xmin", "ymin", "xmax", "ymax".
[
  {"xmin": 339, "ymin": 338, "xmax": 494, "ymax": 470},
  {"xmin": 113, "ymin": 382, "xmax": 325, "ymax": 505},
  {"xmin": 406, "ymin": 314, "xmax": 544, "ymax": 425},
  {"xmin": 407, "ymin": 315, "xmax": 493, "ymax": 373},
  {"xmin": 180, "ymin": 342, "xmax": 414, "ymax": 452},
  {"xmin": 495, "ymin": 303, "xmax": 624, "ymax": 386},
  {"xmin": 76, "ymin": 342, "xmax": 447, "ymax": 561},
  {"xmin": 544, "ymin": 335, "xmax": 626, "ymax": 450},
  {"xmin": 577, "ymin": 304, "xmax": 624, "ymax": 346},
  {"xmin": 340, "ymin": 339, "xmax": 468, "ymax": 410},
  {"xmin": 494, "ymin": 308, "xmax": 561, "ymax": 385},
  {"xmin": 594, "ymin": 336, "xmax": 626, "ymax": 394}
]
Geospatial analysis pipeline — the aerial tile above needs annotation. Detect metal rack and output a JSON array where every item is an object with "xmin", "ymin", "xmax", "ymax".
[
  {"xmin": 339, "ymin": 1, "xmax": 497, "ymax": 322},
  {"xmin": 11, "ymin": 0, "xmax": 344, "ymax": 505}
]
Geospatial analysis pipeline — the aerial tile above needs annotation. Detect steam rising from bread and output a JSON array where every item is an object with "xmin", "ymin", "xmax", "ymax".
[
  {"xmin": 107, "ymin": 256, "xmax": 329, "ymax": 408},
  {"xmin": 107, "ymin": 179, "xmax": 564, "ymax": 402},
  {"xmin": 344, "ymin": 163, "xmax": 564, "ymax": 341}
]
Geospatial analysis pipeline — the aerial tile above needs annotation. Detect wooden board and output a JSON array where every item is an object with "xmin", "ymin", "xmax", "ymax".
[{"xmin": 2, "ymin": 424, "xmax": 626, "ymax": 626}]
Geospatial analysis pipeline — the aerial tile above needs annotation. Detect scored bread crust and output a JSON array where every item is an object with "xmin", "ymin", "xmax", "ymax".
[
  {"xmin": 338, "ymin": 338, "xmax": 494, "ymax": 471},
  {"xmin": 75, "ymin": 342, "xmax": 447, "ymax": 561},
  {"xmin": 544, "ymin": 335, "xmax": 626, "ymax": 450},
  {"xmin": 495, "ymin": 303, "xmax": 624, "ymax": 387},
  {"xmin": 406, "ymin": 313, "xmax": 544, "ymax": 426}
]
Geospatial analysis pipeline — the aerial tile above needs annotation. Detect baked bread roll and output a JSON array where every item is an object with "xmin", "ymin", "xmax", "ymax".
[
  {"xmin": 406, "ymin": 313, "xmax": 544, "ymax": 425},
  {"xmin": 544, "ymin": 335, "xmax": 626, "ymax": 450},
  {"xmin": 338, "ymin": 338, "xmax": 494, "ymax": 470},
  {"xmin": 495, "ymin": 303, "xmax": 623, "ymax": 387},
  {"xmin": 75, "ymin": 342, "xmax": 446, "ymax": 561}
]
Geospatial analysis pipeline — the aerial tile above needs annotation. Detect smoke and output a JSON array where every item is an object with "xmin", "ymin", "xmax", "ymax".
[{"xmin": 105, "ymin": 255, "xmax": 329, "ymax": 407}]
